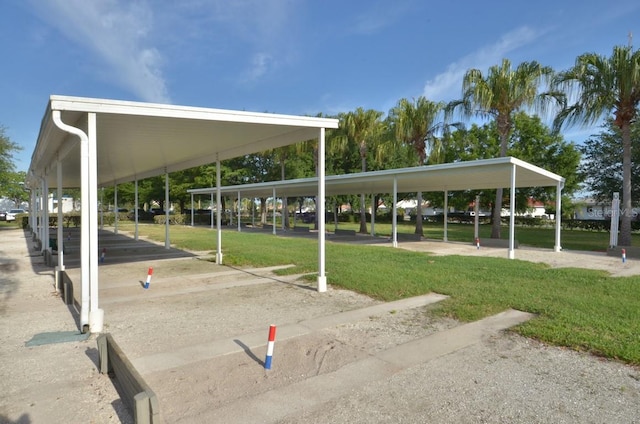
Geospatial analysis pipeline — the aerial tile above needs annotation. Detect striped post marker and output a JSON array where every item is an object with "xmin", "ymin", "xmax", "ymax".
[
  {"xmin": 475, "ymin": 237, "xmax": 480, "ymax": 250},
  {"xmin": 622, "ymin": 248, "xmax": 626, "ymax": 263},
  {"xmin": 100, "ymin": 248, "xmax": 106, "ymax": 263},
  {"xmin": 264, "ymin": 324, "xmax": 277, "ymax": 370},
  {"xmin": 144, "ymin": 267, "xmax": 153, "ymax": 289}
]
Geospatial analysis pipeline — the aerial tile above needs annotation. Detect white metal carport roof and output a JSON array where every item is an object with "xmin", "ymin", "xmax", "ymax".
[
  {"xmin": 188, "ymin": 157, "xmax": 565, "ymax": 198},
  {"xmin": 29, "ymin": 95, "xmax": 338, "ymax": 187},
  {"xmin": 188, "ymin": 155, "xmax": 565, "ymax": 267},
  {"xmin": 27, "ymin": 95, "xmax": 338, "ymax": 334}
]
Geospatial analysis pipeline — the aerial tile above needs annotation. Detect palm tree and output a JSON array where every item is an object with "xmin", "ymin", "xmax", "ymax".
[
  {"xmin": 273, "ymin": 145, "xmax": 297, "ymax": 229},
  {"xmin": 338, "ymin": 107, "xmax": 384, "ymax": 233},
  {"xmin": 448, "ymin": 59, "xmax": 555, "ymax": 239},
  {"xmin": 389, "ymin": 97, "xmax": 445, "ymax": 236},
  {"xmin": 553, "ymin": 45, "xmax": 640, "ymax": 246}
]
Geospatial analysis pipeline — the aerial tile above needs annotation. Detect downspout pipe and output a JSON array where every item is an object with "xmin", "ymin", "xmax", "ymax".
[{"xmin": 51, "ymin": 110, "xmax": 93, "ymax": 332}]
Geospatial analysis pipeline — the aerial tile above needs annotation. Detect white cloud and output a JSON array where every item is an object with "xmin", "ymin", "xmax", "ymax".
[
  {"xmin": 28, "ymin": 0, "xmax": 170, "ymax": 103},
  {"xmin": 423, "ymin": 26, "xmax": 542, "ymax": 102},
  {"xmin": 196, "ymin": 0, "xmax": 297, "ymax": 81},
  {"xmin": 242, "ymin": 53, "xmax": 274, "ymax": 83}
]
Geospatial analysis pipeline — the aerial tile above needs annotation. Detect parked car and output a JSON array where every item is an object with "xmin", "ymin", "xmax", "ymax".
[
  {"xmin": 0, "ymin": 211, "xmax": 7, "ymax": 221},
  {"xmin": 6, "ymin": 209, "xmax": 26, "ymax": 221},
  {"xmin": 127, "ymin": 209, "xmax": 156, "ymax": 221}
]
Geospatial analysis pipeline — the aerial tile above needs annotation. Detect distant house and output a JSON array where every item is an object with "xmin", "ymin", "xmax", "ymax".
[
  {"xmin": 523, "ymin": 198, "xmax": 550, "ymax": 219},
  {"xmin": 395, "ymin": 199, "xmax": 443, "ymax": 217},
  {"xmin": 572, "ymin": 198, "xmax": 629, "ymax": 221},
  {"xmin": 49, "ymin": 194, "xmax": 75, "ymax": 213}
]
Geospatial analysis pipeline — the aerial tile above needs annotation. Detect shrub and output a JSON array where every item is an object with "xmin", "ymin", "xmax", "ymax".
[{"xmin": 154, "ymin": 214, "xmax": 186, "ymax": 225}]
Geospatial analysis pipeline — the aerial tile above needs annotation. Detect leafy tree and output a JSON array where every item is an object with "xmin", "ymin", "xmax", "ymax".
[
  {"xmin": 0, "ymin": 126, "xmax": 22, "ymax": 197},
  {"xmin": 139, "ymin": 176, "xmax": 166, "ymax": 210},
  {"xmin": 170, "ymin": 167, "xmax": 203, "ymax": 213},
  {"xmin": 440, "ymin": 112, "xmax": 581, "ymax": 213},
  {"xmin": 553, "ymin": 45, "xmax": 640, "ymax": 246},
  {"xmin": 2, "ymin": 171, "xmax": 29, "ymax": 207},
  {"xmin": 509, "ymin": 112, "xmax": 581, "ymax": 198},
  {"xmin": 266, "ymin": 144, "xmax": 315, "ymax": 227},
  {"xmin": 578, "ymin": 116, "xmax": 640, "ymax": 202},
  {"xmin": 389, "ymin": 97, "xmax": 446, "ymax": 236},
  {"xmin": 449, "ymin": 59, "xmax": 555, "ymax": 239}
]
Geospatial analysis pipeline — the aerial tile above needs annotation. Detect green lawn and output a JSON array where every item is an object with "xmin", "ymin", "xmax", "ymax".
[
  {"xmin": 113, "ymin": 221, "xmax": 640, "ymax": 365},
  {"xmin": 331, "ymin": 220, "xmax": 618, "ymax": 251}
]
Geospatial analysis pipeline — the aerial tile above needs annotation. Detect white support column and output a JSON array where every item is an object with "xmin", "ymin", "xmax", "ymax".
[
  {"xmin": 272, "ymin": 188, "xmax": 277, "ymax": 235},
  {"xmin": 317, "ymin": 128, "xmax": 327, "ymax": 292},
  {"xmin": 42, "ymin": 177, "xmax": 49, "ymax": 254},
  {"xmin": 34, "ymin": 184, "xmax": 40, "ymax": 245},
  {"xmin": 237, "ymin": 191, "xmax": 241, "ymax": 232},
  {"xmin": 51, "ymin": 110, "xmax": 99, "ymax": 332},
  {"xmin": 216, "ymin": 158, "xmax": 223, "ymax": 264},
  {"xmin": 508, "ymin": 164, "xmax": 516, "ymax": 259},
  {"xmin": 80, "ymin": 152, "xmax": 90, "ymax": 333},
  {"xmin": 37, "ymin": 180, "xmax": 42, "ymax": 250},
  {"xmin": 555, "ymin": 182, "xmax": 563, "ymax": 252},
  {"xmin": 36, "ymin": 185, "xmax": 40, "ymax": 244},
  {"xmin": 88, "ymin": 113, "xmax": 102, "ymax": 333},
  {"xmin": 56, "ymin": 159, "xmax": 65, "ymax": 292},
  {"xmin": 81, "ymin": 113, "xmax": 104, "ymax": 333},
  {"xmin": 134, "ymin": 179, "xmax": 139, "ymax": 241},
  {"xmin": 370, "ymin": 194, "xmax": 375, "ymax": 237},
  {"xmin": 190, "ymin": 193, "xmax": 194, "ymax": 227},
  {"xmin": 610, "ymin": 193, "xmax": 620, "ymax": 247},
  {"xmin": 34, "ymin": 189, "xmax": 39, "ymax": 234},
  {"xmin": 474, "ymin": 194, "xmax": 480, "ymax": 241},
  {"xmin": 252, "ymin": 198, "xmax": 255, "ymax": 226},
  {"xmin": 29, "ymin": 188, "xmax": 35, "ymax": 232},
  {"xmin": 392, "ymin": 177, "xmax": 398, "ymax": 248},
  {"xmin": 41, "ymin": 183, "xmax": 46, "ymax": 247},
  {"xmin": 100, "ymin": 188, "xmax": 104, "ymax": 230},
  {"xmin": 164, "ymin": 171, "xmax": 170, "ymax": 250},
  {"xmin": 210, "ymin": 192, "xmax": 214, "ymax": 229},
  {"xmin": 443, "ymin": 191, "xmax": 449, "ymax": 242},
  {"xmin": 114, "ymin": 184, "xmax": 118, "ymax": 234}
]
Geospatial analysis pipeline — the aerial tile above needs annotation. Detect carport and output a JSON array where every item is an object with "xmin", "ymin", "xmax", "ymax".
[
  {"xmin": 188, "ymin": 156, "xmax": 565, "ymax": 255},
  {"xmin": 27, "ymin": 95, "xmax": 339, "ymax": 333}
]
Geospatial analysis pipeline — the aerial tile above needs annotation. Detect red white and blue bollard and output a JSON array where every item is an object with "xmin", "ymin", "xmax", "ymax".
[
  {"xmin": 144, "ymin": 267, "xmax": 153, "ymax": 289},
  {"xmin": 100, "ymin": 248, "xmax": 106, "ymax": 263},
  {"xmin": 622, "ymin": 248, "xmax": 626, "ymax": 263},
  {"xmin": 264, "ymin": 324, "xmax": 277, "ymax": 370},
  {"xmin": 475, "ymin": 237, "xmax": 480, "ymax": 250}
]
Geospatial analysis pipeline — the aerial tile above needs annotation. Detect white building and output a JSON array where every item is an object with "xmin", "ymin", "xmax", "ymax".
[{"xmin": 49, "ymin": 194, "xmax": 75, "ymax": 213}]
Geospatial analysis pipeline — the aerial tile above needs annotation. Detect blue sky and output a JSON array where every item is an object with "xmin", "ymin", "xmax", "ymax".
[{"xmin": 2, "ymin": 0, "xmax": 639, "ymax": 173}]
